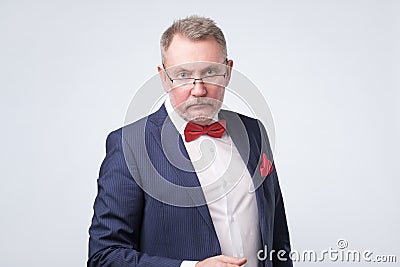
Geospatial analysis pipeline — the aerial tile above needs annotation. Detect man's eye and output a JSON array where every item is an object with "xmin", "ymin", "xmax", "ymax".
[
  {"xmin": 178, "ymin": 72, "xmax": 188, "ymax": 78},
  {"xmin": 205, "ymin": 69, "xmax": 216, "ymax": 76}
]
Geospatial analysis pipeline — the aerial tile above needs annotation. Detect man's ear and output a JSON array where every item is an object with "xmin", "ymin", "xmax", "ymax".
[
  {"xmin": 157, "ymin": 65, "xmax": 169, "ymax": 93},
  {"xmin": 225, "ymin": 59, "xmax": 234, "ymax": 87}
]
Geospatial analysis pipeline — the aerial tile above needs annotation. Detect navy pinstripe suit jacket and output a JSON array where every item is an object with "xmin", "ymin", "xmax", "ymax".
[{"xmin": 88, "ymin": 104, "xmax": 292, "ymax": 267}]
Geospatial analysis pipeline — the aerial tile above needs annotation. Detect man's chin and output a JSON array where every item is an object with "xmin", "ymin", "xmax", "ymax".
[{"xmin": 183, "ymin": 109, "xmax": 219, "ymax": 123}]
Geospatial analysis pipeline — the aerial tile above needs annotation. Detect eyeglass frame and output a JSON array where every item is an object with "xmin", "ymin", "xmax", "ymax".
[{"xmin": 162, "ymin": 59, "xmax": 229, "ymax": 87}]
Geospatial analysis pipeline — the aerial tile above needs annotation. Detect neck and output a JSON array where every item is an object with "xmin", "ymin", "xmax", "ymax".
[{"xmin": 190, "ymin": 118, "xmax": 215, "ymax": 126}]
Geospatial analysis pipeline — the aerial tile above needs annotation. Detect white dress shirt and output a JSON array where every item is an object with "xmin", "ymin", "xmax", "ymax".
[{"xmin": 165, "ymin": 98, "xmax": 263, "ymax": 267}]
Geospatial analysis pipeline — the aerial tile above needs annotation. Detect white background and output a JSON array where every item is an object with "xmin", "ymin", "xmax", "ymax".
[{"xmin": 0, "ymin": 0, "xmax": 399, "ymax": 266}]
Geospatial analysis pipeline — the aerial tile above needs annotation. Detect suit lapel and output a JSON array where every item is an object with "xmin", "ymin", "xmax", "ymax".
[{"xmin": 146, "ymin": 105, "xmax": 217, "ymax": 234}]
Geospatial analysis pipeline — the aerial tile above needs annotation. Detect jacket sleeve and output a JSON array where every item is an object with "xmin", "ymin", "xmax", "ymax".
[
  {"xmin": 271, "ymin": 169, "xmax": 293, "ymax": 267},
  {"xmin": 87, "ymin": 129, "xmax": 182, "ymax": 267}
]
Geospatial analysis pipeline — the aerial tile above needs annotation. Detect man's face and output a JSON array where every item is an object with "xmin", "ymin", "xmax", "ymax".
[{"xmin": 158, "ymin": 34, "xmax": 233, "ymax": 124}]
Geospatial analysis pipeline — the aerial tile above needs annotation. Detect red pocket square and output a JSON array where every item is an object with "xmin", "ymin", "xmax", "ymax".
[{"xmin": 260, "ymin": 153, "xmax": 274, "ymax": 176}]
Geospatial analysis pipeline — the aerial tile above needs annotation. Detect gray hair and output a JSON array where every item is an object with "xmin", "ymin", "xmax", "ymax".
[{"xmin": 160, "ymin": 15, "xmax": 227, "ymax": 62}]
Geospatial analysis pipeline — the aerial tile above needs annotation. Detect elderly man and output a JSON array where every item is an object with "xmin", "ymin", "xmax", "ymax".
[{"xmin": 88, "ymin": 16, "xmax": 292, "ymax": 267}]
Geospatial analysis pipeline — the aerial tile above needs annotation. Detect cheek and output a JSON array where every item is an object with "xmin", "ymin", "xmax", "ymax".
[
  {"xmin": 169, "ymin": 89, "xmax": 190, "ymax": 106},
  {"xmin": 208, "ymin": 87, "xmax": 225, "ymax": 101}
]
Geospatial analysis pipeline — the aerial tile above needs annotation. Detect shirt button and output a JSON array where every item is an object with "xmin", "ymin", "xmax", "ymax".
[{"xmin": 230, "ymin": 216, "xmax": 235, "ymax": 222}]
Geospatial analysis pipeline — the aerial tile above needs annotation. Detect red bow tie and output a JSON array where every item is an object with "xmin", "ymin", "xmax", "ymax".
[{"xmin": 184, "ymin": 120, "xmax": 226, "ymax": 142}]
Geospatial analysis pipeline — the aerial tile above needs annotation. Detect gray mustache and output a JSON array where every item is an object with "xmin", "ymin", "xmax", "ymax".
[{"xmin": 183, "ymin": 98, "xmax": 220, "ymax": 108}]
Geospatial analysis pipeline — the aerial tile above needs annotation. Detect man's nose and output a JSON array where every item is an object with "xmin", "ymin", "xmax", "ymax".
[{"xmin": 190, "ymin": 79, "xmax": 207, "ymax": 97}]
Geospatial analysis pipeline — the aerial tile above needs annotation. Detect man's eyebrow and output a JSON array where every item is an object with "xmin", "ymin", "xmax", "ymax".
[
  {"xmin": 202, "ymin": 64, "xmax": 220, "ymax": 70},
  {"xmin": 169, "ymin": 63, "xmax": 223, "ymax": 73},
  {"xmin": 169, "ymin": 67, "xmax": 192, "ymax": 72}
]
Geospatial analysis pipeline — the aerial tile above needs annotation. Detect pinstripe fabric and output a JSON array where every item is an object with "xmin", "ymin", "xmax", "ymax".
[{"xmin": 88, "ymin": 105, "xmax": 292, "ymax": 267}]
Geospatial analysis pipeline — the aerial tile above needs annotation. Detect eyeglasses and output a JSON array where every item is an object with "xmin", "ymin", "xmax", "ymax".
[{"xmin": 162, "ymin": 60, "xmax": 228, "ymax": 90}]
